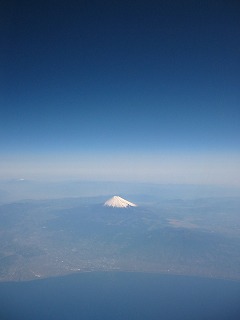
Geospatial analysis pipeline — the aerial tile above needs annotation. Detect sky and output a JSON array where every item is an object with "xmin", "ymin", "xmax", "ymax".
[{"xmin": 1, "ymin": 0, "xmax": 240, "ymax": 185}]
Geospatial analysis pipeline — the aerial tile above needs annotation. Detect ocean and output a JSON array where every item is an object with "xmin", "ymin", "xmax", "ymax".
[{"xmin": 0, "ymin": 272, "xmax": 239, "ymax": 319}]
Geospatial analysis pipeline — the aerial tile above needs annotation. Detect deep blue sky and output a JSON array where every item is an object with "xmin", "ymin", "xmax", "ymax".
[{"xmin": 1, "ymin": 0, "xmax": 240, "ymax": 183}]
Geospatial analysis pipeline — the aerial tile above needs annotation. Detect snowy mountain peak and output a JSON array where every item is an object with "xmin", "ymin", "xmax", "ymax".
[{"xmin": 104, "ymin": 196, "xmax": 137, "ymax": 208}]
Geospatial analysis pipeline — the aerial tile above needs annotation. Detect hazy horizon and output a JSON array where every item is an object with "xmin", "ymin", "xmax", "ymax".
[{"xmin": 1, "ymin": 151, "xmax": 240, "ymax": 187}]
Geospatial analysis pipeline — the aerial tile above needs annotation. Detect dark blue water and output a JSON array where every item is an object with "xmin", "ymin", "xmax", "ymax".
[{"xmin": 0, "ymin": 272, "xmax": 239, "ymax": 320}]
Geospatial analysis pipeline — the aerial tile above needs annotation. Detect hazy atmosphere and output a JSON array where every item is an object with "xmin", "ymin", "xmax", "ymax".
[{"xmin": 1, "ymin": 0, "xmax": 240, "ymax": 186}]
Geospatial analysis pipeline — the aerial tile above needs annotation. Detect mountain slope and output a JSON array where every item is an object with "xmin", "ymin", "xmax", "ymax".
[{"xmin": 104, "ymin": 196, "xmax": 137, "ymax": 208}]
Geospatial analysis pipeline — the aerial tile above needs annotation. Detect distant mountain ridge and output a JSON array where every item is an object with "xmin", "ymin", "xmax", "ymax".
[{"xmin": 104, "ymin": 196, "xmax": 137, "ymax": 208}]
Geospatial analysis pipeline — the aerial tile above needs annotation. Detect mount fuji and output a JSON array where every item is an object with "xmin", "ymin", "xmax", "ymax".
[{"xmin": 104, "ymin": 196, "xmax": 137, "ymax": 208}]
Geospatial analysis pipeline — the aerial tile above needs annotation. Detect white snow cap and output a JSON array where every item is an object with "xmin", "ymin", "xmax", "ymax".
[{"xmin": 104, "ymin": 196, "xmax": 137, "ymax": 208}]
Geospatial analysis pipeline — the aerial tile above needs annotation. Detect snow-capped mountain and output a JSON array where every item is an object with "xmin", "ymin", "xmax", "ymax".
[{"xmin": 104, "ymin": 196, "xmax": 137, "ymax": 208}]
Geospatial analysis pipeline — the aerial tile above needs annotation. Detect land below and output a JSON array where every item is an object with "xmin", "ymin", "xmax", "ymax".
[{"xmin": 0, "ymin": 195, "xmax": 240, "ymax": 281}]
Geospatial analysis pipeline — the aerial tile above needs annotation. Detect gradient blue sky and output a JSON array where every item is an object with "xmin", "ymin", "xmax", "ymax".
[{"xmin": 1, "ymin": 0, "xmax": 240, "ymax": 184}]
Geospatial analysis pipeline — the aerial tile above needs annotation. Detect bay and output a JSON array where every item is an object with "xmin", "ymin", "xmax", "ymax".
[{"xmin": 0, "ymin": 272, "xmax": 239, "ymax": 320}]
